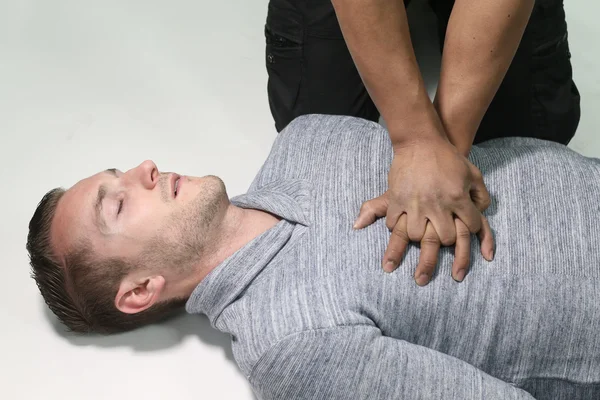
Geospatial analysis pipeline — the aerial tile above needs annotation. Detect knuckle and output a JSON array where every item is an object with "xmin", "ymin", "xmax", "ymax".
[
  {"xmin": 440, "ymin": 235, "xmax": 455, "ymax": 246},
  {"xmin": 408, "ymin": 233, "xmax": 422, "ymax": 242},
  {"xmin": 391, "ymin": 227, "xmax": 409, "ymax": 242},
  {"xmin": 421, "ymin": 259, "xmax": 437, "ymax": 270},
  {"xmin": 457, "ymin": 228, "xmax": 471, "ymax": 240},
  {"xmin": 479, "ymin": 195, "xmax": 491, "ymax": 209},
  {"xmin": 422, "ymin": 235, "xmax": 440, "ymax": 246},
  {"xmin": 386, "ymin": 219, "xmax": 396, "ymax": 231},
  {"xmin": 453, "ymin": 201, "xmax": 466, "ymax": 212},
  {"xmin": 449, "ymin": 189, "xmax": 466, "ymax": 203}
]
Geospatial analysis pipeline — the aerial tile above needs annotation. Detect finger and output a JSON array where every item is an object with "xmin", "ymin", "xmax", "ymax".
[
  {"xmin": 385, "ymin": 202, "xmax": 403, "ymax": 232},
  {"xmin": 407, "ymin": 211, "xmax": 428, "ymax": 242},
  {"xmin": 382, "ymin": 214, "xmax": 409, "ymax": 273},
  {"xmin": 452, "ymin": 219, "xmax": 471, "ymax": 282},
  {"xmin": 470, "ymin": 171, "xmax": 492, "ymax": 212},
  {"xmin": 415, "ymin": 222, "xmax": 440, "ymax": 286},
  {"xmin": 428, "ymin": 212, "xmax": 457, "ymax": 246},
  {"xmin": 477, "ymin": 215, "xmax": 495, "ymax": 261},
  {"xmin": 354, "ymin": 194, "xmax": 389, "ymax": 230},
  {"xmin": 454, "ymin": 202, "xmax": 482, "ymax": 234}
]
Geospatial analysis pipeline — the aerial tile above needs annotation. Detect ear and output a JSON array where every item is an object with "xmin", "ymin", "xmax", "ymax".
[{"xmin": 115, "ymin": 275, "xmax": 166, "ymax": 314}]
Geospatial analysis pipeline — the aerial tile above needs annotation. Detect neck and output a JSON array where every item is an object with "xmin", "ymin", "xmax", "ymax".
[{"xmin": 179, "ymin": 204, "xmax": 281, "ymax": 297}]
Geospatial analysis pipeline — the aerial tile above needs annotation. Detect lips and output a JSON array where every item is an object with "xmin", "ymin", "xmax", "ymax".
[{"xmin": 170, "ymin": 173, "xmax": 181, "ymax": 199}]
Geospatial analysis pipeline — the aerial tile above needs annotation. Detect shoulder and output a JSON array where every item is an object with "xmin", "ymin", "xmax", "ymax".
[
  {"xmin": 472, "ymin": 137, "xmax": 600, "ymax": 176},
  {"xmin": 281, "ymin": 114, "xmax": 386, "ymax": 139},
  {"xmin": 271, "ymin": 114, "xmax": 389, "ymax": 157},
  {"xmin": 248, "ymin": 115, "xmax": 391, "ymax": 190}
]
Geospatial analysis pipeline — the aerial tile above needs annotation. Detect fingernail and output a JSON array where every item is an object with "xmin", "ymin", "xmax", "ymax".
[
  {"xmin": 489, "ymin": 249, "xmax": 494, "ymax": 261},
  {"xmin": 383, "ymin": 261, "xmax": 396, "ymax": 273},
  {"xmin": 454, "ymin": 269, "xmax": 466, "ymax": 282},
  {"xmin": 416, "ymin": 273, "xmax": 429, "ymax": 286}
]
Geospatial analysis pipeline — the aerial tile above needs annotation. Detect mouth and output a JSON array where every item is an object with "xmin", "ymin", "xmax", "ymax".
[{"xmin": 171, "ymin": 174, "xmax": 182, "ymax": 199}]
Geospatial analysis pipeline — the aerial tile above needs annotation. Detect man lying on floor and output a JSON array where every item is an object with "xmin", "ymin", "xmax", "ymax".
[{"xmin": 27, "ymin": 115, "xmax": 600, "ymax": 399}]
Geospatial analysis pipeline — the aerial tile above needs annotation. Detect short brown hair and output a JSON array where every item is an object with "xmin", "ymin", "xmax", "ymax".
[{"xmin": 27, "ymin": 188, "xmax": 186, "ymax": 334}]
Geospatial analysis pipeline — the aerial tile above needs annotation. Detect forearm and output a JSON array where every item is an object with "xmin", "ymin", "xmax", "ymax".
[
  {"xmin": 331, "ymin": 0, "xmax": 443, "ymax": 148},
  {"xmin": 434, "ymin": 0, "xmax": 534, "ymax": 156}
]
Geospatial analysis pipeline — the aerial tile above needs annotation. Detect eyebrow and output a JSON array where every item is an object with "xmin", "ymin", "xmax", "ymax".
[
  {"xmin": 95, "ymin": 185, "xmax": 108, "ymax": 232},
  {"xmin": 94, "ymin": 169, "xmax": 118, "ymax": 232}
]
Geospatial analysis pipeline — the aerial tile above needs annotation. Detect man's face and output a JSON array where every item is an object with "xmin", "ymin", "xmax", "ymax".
[{"xmin": 51, "ymin": 160, "xmax": 227, "ymax": 274}]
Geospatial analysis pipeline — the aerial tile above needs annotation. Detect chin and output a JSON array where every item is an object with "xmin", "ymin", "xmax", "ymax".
[
  {"xmin": 200, "ymin": 175, "xmax": 226, "ymax": 192},
  {"xmin": 186, "ymin": 175, "xmax": 228, "ymax": 204}
]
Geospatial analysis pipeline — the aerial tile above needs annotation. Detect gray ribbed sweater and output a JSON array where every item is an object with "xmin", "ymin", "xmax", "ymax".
[{"xmin": 185, "ymin": 115, "xmax": 600, "ymax": 399}]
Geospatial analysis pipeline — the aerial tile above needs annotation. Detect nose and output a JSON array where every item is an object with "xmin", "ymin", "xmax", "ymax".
[{"xmin": 126, "ymin": 160, "xmax": 158, "ymax": 190}]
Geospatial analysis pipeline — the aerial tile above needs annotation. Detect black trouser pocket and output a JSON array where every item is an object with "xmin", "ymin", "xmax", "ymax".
[
  {"xmin": 265, "ymin": 26, "xmax": 303, "ymax": 132},
  {"xmin": 265, "ymin": 2, "xmax": 304, "ymax": 132}
]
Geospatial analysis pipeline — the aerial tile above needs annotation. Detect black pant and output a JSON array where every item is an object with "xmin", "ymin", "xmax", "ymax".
[{"xmin": 264, "ymin": 0, "xmax": 581, "ymax": 146}]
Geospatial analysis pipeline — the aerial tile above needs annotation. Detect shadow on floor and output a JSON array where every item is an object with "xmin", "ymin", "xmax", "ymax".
[
  {"xmin": 43, "ymin": 306, "xmax": 233, "ymax": 358},
  {"xmin": 43, "ymin": 305, "xmax": 258, "ymax": 399}
]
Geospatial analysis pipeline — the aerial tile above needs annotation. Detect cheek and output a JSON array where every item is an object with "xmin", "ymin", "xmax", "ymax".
[
  {"xmin": 100, "ymin": 237, "xmax": 139, "ymax": 261},
  {"xmin": 123, "ymin": 200, "xmax": 171, "ymax": 240},
  {"xmin": 179, "ymin": 178, "xmax": 206, "ymax": 202}
]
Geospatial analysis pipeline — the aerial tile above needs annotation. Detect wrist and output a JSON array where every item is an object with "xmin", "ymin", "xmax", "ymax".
[
  {"xmin": 433, "ymin": 93, "xmax": 478, "ymax": 157},
  {"xmin": 390, "ymin": 128, "xmax": 449, "ymax": 156},
  {"xmin": 388, "ymin": 103, "xmax": 448, "ymax": 153},
  {"xmin": 456, "ymin": 142, "xmax": 473, "ymax": 158}
]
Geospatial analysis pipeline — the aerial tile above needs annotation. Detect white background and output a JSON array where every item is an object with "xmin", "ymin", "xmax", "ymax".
[{"xmin": 1, "ymin": 1, "xmax": 598, "ymax": 399}]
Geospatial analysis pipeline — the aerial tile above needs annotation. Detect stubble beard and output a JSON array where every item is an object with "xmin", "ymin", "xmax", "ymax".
[{"xmin": 145, "ymin": 176, "xmax": 227, "ymax": 275}]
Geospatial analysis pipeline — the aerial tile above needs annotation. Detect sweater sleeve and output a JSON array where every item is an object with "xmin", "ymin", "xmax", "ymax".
[{"xmin": 249, "ymin": 325, "xmax": 535, "ymax": 400}]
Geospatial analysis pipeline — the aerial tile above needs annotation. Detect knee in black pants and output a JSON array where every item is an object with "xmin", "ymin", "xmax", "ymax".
[
  {"xmin": 529, "ymin": 1, "xmax": 581, "ymax": 145},
  {"xmin": 264, "ymin": 0, "xmax": 380, "ymax": 132}
]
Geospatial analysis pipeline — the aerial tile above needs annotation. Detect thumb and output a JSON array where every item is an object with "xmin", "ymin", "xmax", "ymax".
[
  {"xmin": 470, "ymin": 180, "xmax": 491, "ymax": 212},
  {"xmin": 469, "ymin": 166, "xmax": 492, "ymax": 212},
  {"xmin": 354, "ymin": 193, "xmax": 389, "ymax": 230}
]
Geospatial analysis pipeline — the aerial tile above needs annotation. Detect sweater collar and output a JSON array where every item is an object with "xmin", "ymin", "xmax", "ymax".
[{"xmin": 185, "ymin": 179, "xmax": 312, "ymax": 323}]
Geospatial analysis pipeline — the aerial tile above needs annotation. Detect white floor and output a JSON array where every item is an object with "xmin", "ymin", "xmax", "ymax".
[{"xmin": 0, "ymin": 1, "xmax": 598, "ymax": 399}]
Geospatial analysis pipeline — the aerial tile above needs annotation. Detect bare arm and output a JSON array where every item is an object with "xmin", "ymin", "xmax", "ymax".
[
  {"xmin": 330, "ymin": 0, "xmax": 444, "ymax": 148},
  {"xmin": 333, "ymin": 0, "xmax": 494, "ymax": 283},
  {"xmin": 434, "ymin": 0, "xmax": 535, "ymax": 156}
]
